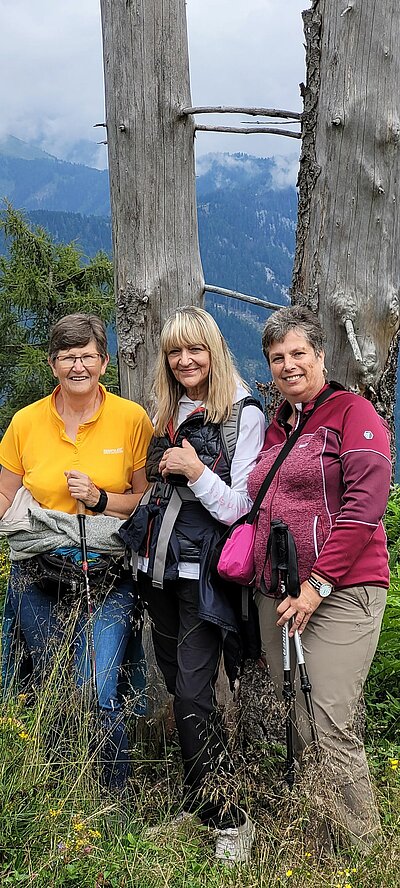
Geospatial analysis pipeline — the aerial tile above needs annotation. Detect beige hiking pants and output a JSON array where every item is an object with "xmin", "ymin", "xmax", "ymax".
[{"xmin": 256, "ymin": 585, "xmax": 387, "ymax": 849}]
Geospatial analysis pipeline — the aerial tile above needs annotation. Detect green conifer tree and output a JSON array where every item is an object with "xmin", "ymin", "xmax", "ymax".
[{"xmin": 0, "ymin": 203, "xmax": 117, "ymax": 433}]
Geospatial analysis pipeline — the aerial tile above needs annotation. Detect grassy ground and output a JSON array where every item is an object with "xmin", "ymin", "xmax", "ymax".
[
  {"xmin": 0, "ymin": 516, "xmax": 399, "ymax": 888},
  {"xmin": 0, "ymin": 667, "xmax": 398, "ymax": 888}
]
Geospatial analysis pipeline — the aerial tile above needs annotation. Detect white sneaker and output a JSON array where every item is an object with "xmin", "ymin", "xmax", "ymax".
[{"xmin": 215, "ymin": 813, "xmax": 255, "ymax": 865}]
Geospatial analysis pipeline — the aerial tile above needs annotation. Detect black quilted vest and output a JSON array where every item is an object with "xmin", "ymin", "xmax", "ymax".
[
  {"xmin": 119, "ymin": 397, "xmax": 262, "ymax": 576},
  {"xmin": 118, "ymin": 397, "xmax": 264, "ymax": 657},
  {"xmin": 145, "ymin": 407, "xmax": 232, "ymax": 562},
  {"xmin": 146, "ymin": 407, "xmax": 232, "ymax": 487}
]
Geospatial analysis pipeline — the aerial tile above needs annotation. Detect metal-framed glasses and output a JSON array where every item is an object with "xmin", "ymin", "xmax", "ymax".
[{"xmin": 56, "ymin": 353, "xmax": 102, "ymax": 368}]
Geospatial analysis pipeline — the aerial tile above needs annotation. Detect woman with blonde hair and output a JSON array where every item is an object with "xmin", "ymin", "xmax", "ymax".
[{"xmin": 120, "ymin": 305, "xmax": 265, "ymax": 865}]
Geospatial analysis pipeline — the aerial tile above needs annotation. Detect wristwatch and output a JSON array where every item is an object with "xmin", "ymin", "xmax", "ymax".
[{"xmin": 307, "ymin": 575, "xmax": 333, "ymax": 598}]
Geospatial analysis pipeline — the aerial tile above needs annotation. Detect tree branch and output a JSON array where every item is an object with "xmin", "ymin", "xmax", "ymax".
[
  {"xmin": 181, "ymin": 106, "xmax": 302, "ymax": 120},
  {"xmin": 344, "ymin": 318, "xmax": 363, "ymax": 363},
  {"xmin": 204, "ymin": 284, "xmax": 281, "ymax": 311},
  {"xmin": 195, "ymin": 125, "xmax": 301, "ymax": 138}
]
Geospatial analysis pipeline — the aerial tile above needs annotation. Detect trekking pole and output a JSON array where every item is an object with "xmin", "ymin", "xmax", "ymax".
[
  {"xmin": 268, "ymin": 519, "xmax": 320, "ymax": 787},
  {"xmin": 292, "ymin": 630, "xmax": 320, "ymax": 756},
  {"xmin": 269, "ymin": 519, "xmax": 298, "ymax": 789},
  {"xmin": 281, "ymin": 610, "xmax": 296, "ymax": 789},
  {"xmin": 77, "ymin": 501, "xmax": 98, "ymax": 709}
]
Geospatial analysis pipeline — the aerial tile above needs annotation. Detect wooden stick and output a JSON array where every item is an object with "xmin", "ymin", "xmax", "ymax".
[
  {"xmin": 204, "ymin": 283, "xmax": 282, "ymax": 311},
  {"xmin": 344, "ymin": 318, "xmax": 363, "ymax": 363},
  {"xmin": 181, "ymin": 106, "xmax": 302, "ymax": 120},
  {"xmin": 195, "ymin": 125, "xmax": 301, "ymax": 139}
]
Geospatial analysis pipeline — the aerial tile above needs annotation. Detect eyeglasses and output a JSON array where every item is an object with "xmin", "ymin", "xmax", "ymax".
[{"xmin": 56, "ymin": 353, "xmax": 102, "ymax": 368}]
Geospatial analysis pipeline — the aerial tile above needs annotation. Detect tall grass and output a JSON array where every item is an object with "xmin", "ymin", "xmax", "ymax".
[{"xmin": 0, "ymin": 496, "xmax": 399, "ymax": 888}]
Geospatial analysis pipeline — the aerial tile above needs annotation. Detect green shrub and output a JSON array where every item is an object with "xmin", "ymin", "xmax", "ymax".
[{"xmin": 365, "ymin": 487, "xmax": 400, "ymax": 745}]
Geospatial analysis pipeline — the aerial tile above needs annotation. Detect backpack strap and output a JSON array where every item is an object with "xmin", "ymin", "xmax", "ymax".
[
  {"xmin": 221, "ymin": 397, "xmax": 263, "ymax": 467},
  {"xmin": 151, "ymin": 485, "xmax": 197, "ymax": 589}
]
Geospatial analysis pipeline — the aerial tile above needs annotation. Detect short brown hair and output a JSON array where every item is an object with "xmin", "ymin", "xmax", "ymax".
[
  {"xmin": 48, "ymin": 314, "xmax": 108, "ymax": 362},
  {"xmin": 262, "ymin": 305, "xmax": 326, "ymax": 363}
]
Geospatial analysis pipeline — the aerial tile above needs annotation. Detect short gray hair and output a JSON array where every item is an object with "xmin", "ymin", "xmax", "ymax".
[
  {"xmin": 48, "ymin": 314, "xmax": 108, "ymax": 362},
  {"xmin": 262, "ymin": 305, "xmax": 326, "ymax": 363}
]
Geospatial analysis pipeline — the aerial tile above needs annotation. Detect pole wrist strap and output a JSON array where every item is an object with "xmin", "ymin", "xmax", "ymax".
[{"xmin": 89, "ymin": 488, "xmax": 108, "ymax": 513}]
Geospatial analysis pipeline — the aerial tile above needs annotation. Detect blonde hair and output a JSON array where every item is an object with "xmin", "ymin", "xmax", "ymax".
[{"xmin": 153, "ymin": 306, "xmax": 248, "ymax": 435}]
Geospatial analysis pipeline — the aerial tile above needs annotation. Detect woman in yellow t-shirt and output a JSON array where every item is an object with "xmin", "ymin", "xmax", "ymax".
[{"xmin": 0, "ymin": 313, "xmax": 153, "ymax": 791}]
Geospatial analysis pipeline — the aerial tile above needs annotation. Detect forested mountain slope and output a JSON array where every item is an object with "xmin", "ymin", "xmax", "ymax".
[
  {"xmin": 1, "ymin": 139, "xmax": 398, "ymax": 453},
  {"xmin": 0, "ymin": 145, "xmax": 297, "ymax": 390}
]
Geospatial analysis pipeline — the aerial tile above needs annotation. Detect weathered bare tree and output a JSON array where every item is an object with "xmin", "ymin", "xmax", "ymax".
[
  {"xmin": 293, "ymin": 0, "xmax": 400, "ymax": 421},
  {"xmin": 99, "ymin": 0, "xmax": 204, "ymax": 409},
  {"xmin": 100, "ymin": 0, "xmax": 400, "ymax": 416},
  {"xmin": 99, "ymin": 1, "xmax": 301, "ymax": 410}
]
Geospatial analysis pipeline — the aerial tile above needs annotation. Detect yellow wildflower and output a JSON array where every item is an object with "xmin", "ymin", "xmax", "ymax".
[
  {"xmin": 18, "ymin": 731, "xmax": 30, "ymax": 741},
  {"xmin": 286, "ymin": 870, "xmax": 293, "ymax": 878},
  {"xmin": 88, "ymin": 829, "xmax": 101, "ymax": 839},
  {"xmin": 389, "ymin": 759, "xmax": 399, "ymax": 770},
  {"xmin": 1, "ymin": 715, "xmax": 25, "ymax": 732}
]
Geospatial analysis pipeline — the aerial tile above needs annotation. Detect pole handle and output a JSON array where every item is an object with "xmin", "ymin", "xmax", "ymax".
[{"xmin": 77, "ymin": 500, "xmax": 86, "ymax": 515}]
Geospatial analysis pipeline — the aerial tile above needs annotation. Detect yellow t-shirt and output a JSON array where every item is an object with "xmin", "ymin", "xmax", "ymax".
[{"xmin": 0, "ymin": 384, "xmax": 153, "ymax": 513}]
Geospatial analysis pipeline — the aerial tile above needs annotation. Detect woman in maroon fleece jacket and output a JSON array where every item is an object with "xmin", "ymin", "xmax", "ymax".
[{"xmin": 248, "ymin": 305, "xmax": 391, "ymax": 851}]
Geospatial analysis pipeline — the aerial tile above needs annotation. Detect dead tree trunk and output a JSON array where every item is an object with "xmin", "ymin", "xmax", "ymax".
[
  {"xmin": 99, "ymin": 0, "xmax": 204, "ymax": 726},
  {"xmin": 293, "ymin": 0, "xmax": 400, "ymax": 421},
  {"xmin": 99, "ymin": 0, "xmax": 204, "ymax": 409}
]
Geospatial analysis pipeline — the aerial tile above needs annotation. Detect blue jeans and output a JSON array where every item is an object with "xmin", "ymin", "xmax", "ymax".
[{"xmin": 4, "ymin": 560, "xmax": 145, "ymax": 789}]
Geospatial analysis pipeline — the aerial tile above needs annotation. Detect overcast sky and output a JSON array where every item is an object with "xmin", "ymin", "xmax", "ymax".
[{"xmin": 0, "ymin": 0, "xmax": 307, "ymax": 173}]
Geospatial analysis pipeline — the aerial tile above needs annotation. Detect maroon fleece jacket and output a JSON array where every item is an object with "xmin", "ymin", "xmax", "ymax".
[{"xmin": 247, "ymin": 387, "xmax": 391, "ymax": 591}]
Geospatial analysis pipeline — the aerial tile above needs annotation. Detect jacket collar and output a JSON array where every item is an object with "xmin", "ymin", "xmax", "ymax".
[{"xmin": 277, "ymin": 382, "xmax": 329, "ymax": 426}]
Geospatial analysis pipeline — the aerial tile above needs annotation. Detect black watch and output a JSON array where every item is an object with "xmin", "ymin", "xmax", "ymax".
[{"xmin": 88, "ymin": 488, "xmax": 108, "ymax": 514}]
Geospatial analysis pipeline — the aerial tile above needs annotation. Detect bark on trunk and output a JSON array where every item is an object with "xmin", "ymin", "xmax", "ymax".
[
  {"xmin": 293, "ymin": 0, "xmax": 400, "ymax": 420},
  {"xmin": 100, "ymin": 0, "xmax": 204, "ymax": 409}
]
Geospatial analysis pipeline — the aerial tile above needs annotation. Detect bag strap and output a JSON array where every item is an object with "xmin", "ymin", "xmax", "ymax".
[
  {"xmin": 220, "ymin": 397, "xmax": 263, "ymax": 467},
  {"xmin": 151, "ymin": 485, "xmax": 197, "ymax": 589},
  {"xmin": 246, "ymin": 385, "xmax": 336, "ymax": 524},
  {"xmin": 220, "ymin": 400, "xmax": 242, "ymax": 467}
]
